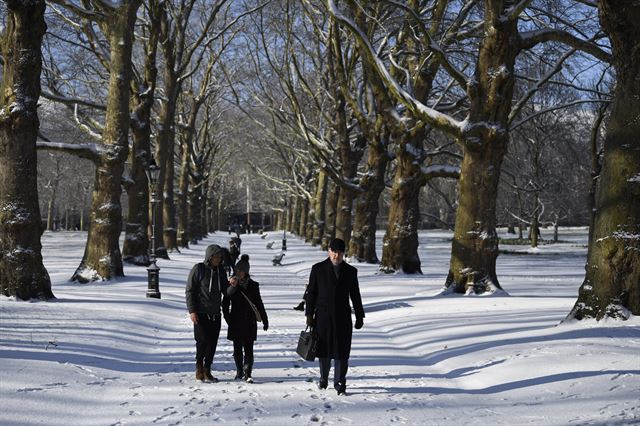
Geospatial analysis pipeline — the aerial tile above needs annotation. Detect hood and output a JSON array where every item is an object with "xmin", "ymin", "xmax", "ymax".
[{"xmin": 204, "ymin": 244, "xmax": 223, "ymax": 263}]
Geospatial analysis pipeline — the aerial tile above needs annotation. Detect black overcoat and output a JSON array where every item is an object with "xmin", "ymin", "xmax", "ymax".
[
  {"xmin": 305, "ymin": 258, "xmax": 365, "ymax": 359},
  {"xmin": 223, "ymin": 278, "xmax": 268, "ymax": 342}
]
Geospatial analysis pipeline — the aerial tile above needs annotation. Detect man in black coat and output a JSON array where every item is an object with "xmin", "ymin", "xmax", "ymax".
[
  {"xmin": 186, "ymin": 244, "xmax": 229, "ymax": 383},
  {"xmin": 305, "ymin": 238, "xmax": 365, "ymax": 395}
]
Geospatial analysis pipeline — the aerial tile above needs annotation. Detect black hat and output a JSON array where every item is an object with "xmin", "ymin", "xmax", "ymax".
[
  {"xmin": 329, "ymin": 238, "xmax": 346, "ymax": 253},
  {"xmin": 235, "ymin": 259, "xmax": 250, "ymax": 273}
]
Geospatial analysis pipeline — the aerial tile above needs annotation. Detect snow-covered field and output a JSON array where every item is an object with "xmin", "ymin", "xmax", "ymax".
[{"xmin": 1, "ymin": 228, "xmax": 639, "ymax": 425}]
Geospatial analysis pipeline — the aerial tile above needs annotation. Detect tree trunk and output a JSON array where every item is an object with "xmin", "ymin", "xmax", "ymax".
[
  {"xmin": 567, "ymin": 1, "xmax": 640, "ymax": 320},
  {"xmin": 323, "ymin": 180, "xmax": 339, "ymax": 250},
  {"xmin": 177, "ymin": 137, "xmax": 191, "ymax": 248},
  {"xmin": 445, "ymin": 141, "xmax": 507, "ymax": 293},
  {"xmin": 163, "ymin": 152, "xmax": 178, "ymax": 250},
  {"xmin": 291, "ymin": 197, "xmax": 301, "ymax": 235},
  {"xmin": 312, "ymin": 170, "xmax": 328, "ymax": 246},
  {"xmin": 305, "ymin": 197, "xmax": 315, "ymax": 242},
  {"xmin": 123, "ymin": 0, "xmax": 160, "ymax": 266},
  {"xmin": 381, "ymin": 128, "xmax": 425, "ymax": 273},
  {"xmin": 298, "ymin": 198, "xmax": 309, "ymax": 238},
  {"xmin": 349, "ymin": 134, "xmax": 388, "ymax": 263},
  {"xmin": 444, "ymin": 3, "xmax": 517, "ymax": 294},
  {"xmin": 530, "ymin": 214, "xmax": 539, "ymax": 248},
  {"xmin": 47, "ymin": 191, "xmax": 56, "ymax": 232},
  {"xmin": 0, "ymin": 0, "xmax": 53, "ymax": 299},
  {"xmin": 72, "ymin": 1, "xmax": 141, "ymax": 282}
]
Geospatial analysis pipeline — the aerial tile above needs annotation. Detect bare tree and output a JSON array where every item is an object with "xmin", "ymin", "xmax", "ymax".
[
  {"xmin": 122, "ymin": 0, "xmax": 162, "ymax": 266},
  {"xmin": 0, "ymin": 0, "xmax": 53, "ymax": 299},
  {"xmin": 567, "ymin": 1, "xmax": 640, "ymax": 320},
  {"xmin": 41, "ymin": 0, "xmax": 142, "ymax": 282},
  {"xmin": 329, "ymin": 0, "xmax": 609, "ymax": 292}
]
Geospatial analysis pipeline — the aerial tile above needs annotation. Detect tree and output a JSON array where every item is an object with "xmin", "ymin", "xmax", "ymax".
[
  {"xmin": 41, "ymin": 0, "xmax": 142, "ymax": 282},
  {"xmin": 567, "ymin": 0, "xmax": 640, "ymax": 320},
  {"xmin": 122, "ymin": 0, "xmax": 162, "ymax": 266},
  {"xmin": 0, "ymin": 0, "xmax": 53, "ymax": 299},
  {"xmin": 329, "ymin": 0, "xmax": 609, "ymax": 292}
]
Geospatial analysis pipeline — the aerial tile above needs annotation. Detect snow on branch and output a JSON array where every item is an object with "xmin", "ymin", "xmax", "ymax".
[
  {"xmin": 47, "ymin": 0, "xmax": 106, "ymax": 21},
  {"xmin": 36, "ymin": 141, "xmax": 101, "ymax": 162},
  {"xmin": 327, "ymin": 0, "xmax": 465, "ymax": 139},
  {"xmin": 41, "ymin": 91, "xmax": 106, "ymax": 111},
  {"xmin": 421, "ymin": 164, "xmax": 460, "ymax": 180}
]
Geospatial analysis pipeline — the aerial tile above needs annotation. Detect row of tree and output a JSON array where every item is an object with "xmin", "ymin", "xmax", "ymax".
[
  {"xmin": 0, "ymin": 0, "xmax": 638, "ymax": 320},
  {"xmin": 230, "ymin": 0, "xmax": 637, "ymax": 319}
]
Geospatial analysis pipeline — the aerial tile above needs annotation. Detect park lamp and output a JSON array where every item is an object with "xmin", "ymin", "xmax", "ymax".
[{"xmin": 145, "ymin": 157, "xmax": 161, "ymax": 299}]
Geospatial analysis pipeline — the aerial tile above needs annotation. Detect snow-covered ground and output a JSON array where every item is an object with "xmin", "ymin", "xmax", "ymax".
[{"xmin": 1, "ymin": 228, "xmax": 639, "ymax": 425}]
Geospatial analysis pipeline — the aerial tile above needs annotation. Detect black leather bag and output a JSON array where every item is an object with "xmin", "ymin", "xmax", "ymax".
[{"xmin": 296, "ymin": 327, "xmax": 318, "ymax": 361}]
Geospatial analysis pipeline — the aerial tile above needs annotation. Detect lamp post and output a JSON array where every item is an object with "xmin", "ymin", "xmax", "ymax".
[
  {"xmin": 282, "ymin": 200, "xmax": 287, "ymax": 251},
  {"xmin": 145, "ymin": 157, "xmax": 161, "ymax": 299}
]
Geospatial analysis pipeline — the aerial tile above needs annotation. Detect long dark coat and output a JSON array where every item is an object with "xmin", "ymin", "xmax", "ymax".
[
  {"xmin": 305, "ymin": 258, "xmax": 365, "ymax": 359},
  {"xmin": 223, "ymin": 278, "xmax": 268, "ymax": 342}
]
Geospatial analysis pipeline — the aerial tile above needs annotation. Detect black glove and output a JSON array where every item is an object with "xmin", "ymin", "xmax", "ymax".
[
  {"xmin": 306, "ymin": 315, "xmax": 315, "ymax": 327},
  {"xmin": 354, "ymin": 317, "xmax": 363, "ymax": 329},
  {"xmin": 263, "ymin": 319, "xmax": 269, "ymax": 331}
]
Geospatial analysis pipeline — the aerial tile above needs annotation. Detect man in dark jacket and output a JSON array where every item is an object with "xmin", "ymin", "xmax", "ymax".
[
  {"xmin": 186, "ymin": 244, "xmax": 229, "ymax": 383},
  {"xmin": 305, "ymin": 238, "xmax": 365, "ymax": 395}
]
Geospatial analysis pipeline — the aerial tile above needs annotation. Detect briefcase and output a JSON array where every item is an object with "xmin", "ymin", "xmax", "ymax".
[{"xmin": 296, "ymin": 327, "xmax": 318, "ymax": 361}]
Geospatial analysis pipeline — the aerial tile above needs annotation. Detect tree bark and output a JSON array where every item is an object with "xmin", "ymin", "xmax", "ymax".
[
  {"xmin": 178, "ymin": 133, "xmax": 192, "ymax": 248},
  {"xmin": 444, "ymin": 3, "xmax": 516, "ymax": 294},
  {"xmin": 323, "ymin": 180, "xmax": 339, "ymax": 250},
  {"xmin": 381, "ymin": 130, "xmax": 424, "ymax": 273},
  {"xmin": 445, "ymin": 143, "xmax": 506, "ymax": 293},
  {"xmin": 349, "ymin": 132, "xmax": 388, "ymax": 263},
  {"xmin": 122, "ymin": 0, "xmax": 160, "ymax": 266},
  {"xmin": 72, "ymin": 1, "xmax": 141, "ymax": 282},
  {"xmin": 567, "ymin": 1, "xmax": 640, "ymax": 320},
  {"xmin": 0, "ymin": 0, "xmax": 53, "ymax": 299},
  {"xmin": 291, "ymin": 197, "xmax": 301, "ymax": 235},
  {"xmin": 298, "ymin": 197, "xmax": 309, "ymax": 238},
  {"xmin": 312, "ymin": 170, "xmax": 328, "ymax": 246}
]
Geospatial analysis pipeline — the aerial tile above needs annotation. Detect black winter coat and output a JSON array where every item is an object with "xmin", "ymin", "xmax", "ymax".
[
  {"xmin": 223, "ymin": 278, "xmax": 268, "ymax": 341},
  {"xmin": 185, "ymin": 263, "xmax": 229, "ymax": 317},
  {"xmin": 305, "ymin": 258, "xmax": 364, "ymax": 359}
]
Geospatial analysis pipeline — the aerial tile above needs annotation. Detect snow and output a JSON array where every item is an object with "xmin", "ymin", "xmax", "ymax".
[{"xmin": 1, "ymin": 228, "xmax": 639, "ymax": 425}]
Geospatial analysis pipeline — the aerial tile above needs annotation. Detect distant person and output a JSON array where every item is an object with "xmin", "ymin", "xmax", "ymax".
[
  {"xmin": 224, "ymin": 256, "xmax": 269, "ymax": 383},
  {"xmin": 229, "ymin": 238, "xmax": 240, "ymax": 266},
  {"xmin": 305, "ymin": 238, "xmax": 364, "ymax": 395},
  {"xmin": 185, "ymin": 244, "xmax": 229, "ymax": 383}
]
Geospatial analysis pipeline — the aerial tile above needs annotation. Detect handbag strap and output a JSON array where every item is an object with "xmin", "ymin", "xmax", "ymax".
[{"xmin": 239, "ymin": 289, "xmax": 262, "ymax": 322}]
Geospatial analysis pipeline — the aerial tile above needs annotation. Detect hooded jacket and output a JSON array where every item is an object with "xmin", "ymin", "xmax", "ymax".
[{"xmin": 185, "ymin": 244, "xmax": 229, "ymax": 316}]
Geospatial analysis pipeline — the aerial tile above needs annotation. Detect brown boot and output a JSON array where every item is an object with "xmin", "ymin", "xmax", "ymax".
[
  {"xmin": 204, "ymin": 366, "xmax": 218, "ymax": 383},
  {"xmin": 195, "ymin": 361, "xmax": 204, "ymax": 382}
]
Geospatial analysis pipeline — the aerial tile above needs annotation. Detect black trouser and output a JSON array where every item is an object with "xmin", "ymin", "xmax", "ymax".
[
  {"xmin": 233, "ymin": 339, "xmax": 254, "ymax": 372},
  {"xmin": 319, "ymin": 357, "xmax": 348, "ymax": 388},
  {"xmin": 194, "ymin": 314, "xmax": 221, "ymax": 368}
]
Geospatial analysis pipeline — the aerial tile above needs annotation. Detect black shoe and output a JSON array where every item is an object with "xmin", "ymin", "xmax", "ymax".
[
  {"xmin": 317, "ymin": 379, "xmax": 328, "ymax": 390},
  {"xmin": 293, "ymin": 301, "xmax": 305, "ymax": 311},
  {"xmin": 335, "ymin": 383, "xmax": 346, "ymax": 395}
]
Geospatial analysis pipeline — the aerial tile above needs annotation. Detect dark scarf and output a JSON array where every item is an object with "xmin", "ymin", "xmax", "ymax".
[{"xmin": 238, "ymin": 275, "xmax": 250, "ymax": 290}]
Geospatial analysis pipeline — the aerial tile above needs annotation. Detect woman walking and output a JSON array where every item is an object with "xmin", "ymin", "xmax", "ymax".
[{"xmin": 223, "ymin": 256, "xmax": 269, "ymax": 383}]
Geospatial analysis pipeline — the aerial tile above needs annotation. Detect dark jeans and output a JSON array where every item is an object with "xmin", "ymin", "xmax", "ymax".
[
  {"xmin": 233, "ymin": 339, "xmax": 254, "ymax": 367},
  {"xmin": 319, "ymin": 357, "xmax": 348, "ymax": 387},
  {"xmin": 194, "ymin": 314, "xmax": 221, "ymax": 368}
]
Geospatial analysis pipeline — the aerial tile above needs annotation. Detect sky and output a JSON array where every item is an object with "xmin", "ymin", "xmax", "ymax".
[{"xmin": 1, "ymin": 227, "xmax": 639, "ymax": 425}]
